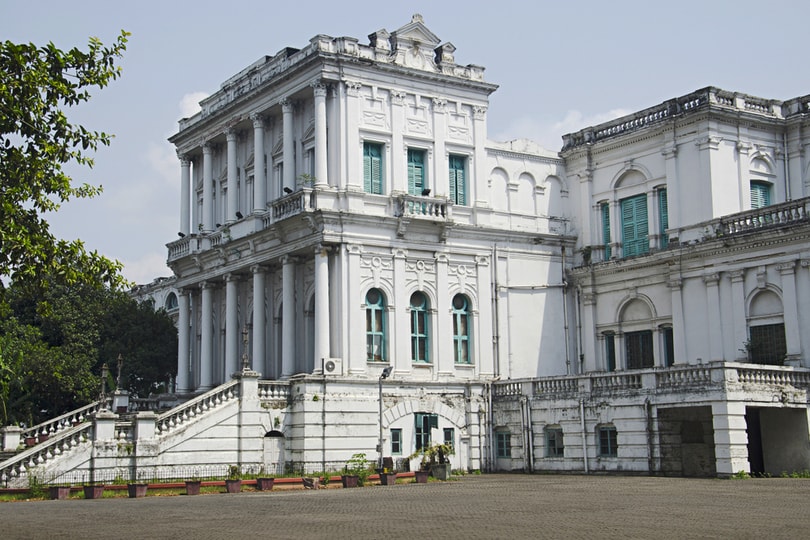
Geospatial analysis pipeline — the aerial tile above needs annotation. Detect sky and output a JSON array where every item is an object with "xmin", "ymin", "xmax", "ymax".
[{"xmin": 2, "ymin": 0, "xmax": 808, "ymax": 285}]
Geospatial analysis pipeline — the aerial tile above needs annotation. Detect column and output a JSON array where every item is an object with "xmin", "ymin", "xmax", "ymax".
[
  {"xmin": 225, "ymin": 274, "xmax": 239, "ymax": 377},
  {"xmin": 704, "ymin": 273, "xmax": 723, "ymax": 361},
  {"xmin": 580, "ymin": 291, "xmax": 597, "ymax": 372},
  {"xmin": 661, "ymin": 144, "xmax": 679, "ymax": 232},
  {"xmin": 202, "ymin": 143, "xmax": 214, "ymax": 232},
  {"xmin": 471, "ymin": 106, "xmax": 487, "ymax": 206},
  {"xmin": 226, "ymin": 129, "xmax": 238, "ymax": 224},
  {"xmin": 313, "ymin": 245, "xmax": 331, "ymax": 368},
  {"xmin": 176, "ymin": 290, "xmax": 190, "ymax": 393},
  {"xmin": 252, "ymin": 265, "xmax": 266, "ymax": 374},
  {"xmin": 200, "ymin": 282, "xmax": 214, "ymax": 390},
  {"xmin": 712, "ymin": 401, "xmax": 750, "ymax": 476},
  {"xmin": 346, "ymin": 244, "xmax": 362, "ymax": 373},
  {"xmin": 476, "ymin": 255, "xmax": 494, "ymax": 376},
  {"xmin": 390, "ymin": 92, "xmax": 406, "ymax": 193},
  {"xmin": 435, "ymin": 252, "xmax": 452, "ymax": 375},
  {"xmin": 179, "ymin": 154, "xmax": 191, "ymax": 235},
  {"xmin": 313, "ymin": 83, "xmax": 329, "ymax": 187},
  {"xmin": 281, "ymin": 99, "xmax": 295, "ymax": 193},
  {"xmin": 778, "ymin": 262, "xmax": 801, "ymax": 359},
  {"xmin": 730, "ymin": 270, "xmax": 747, "ymax": 360},
  {"xmin": 251, "ymin": 114, "xmax": 266, "ymax": 213},
  {"xmin": 432, "ymin": 98, "xmax": 447, "ymax": 197},
  {"xmin": 393, "ymin": 248, "xmax": 409, "ymax": 374},
  {"xmin": 668, "ymin": 277, "xmax": 687, "ymax": 364},
  {"xmin": 281, "ymin": 256, "xmax": 295, "ymax": 378}
]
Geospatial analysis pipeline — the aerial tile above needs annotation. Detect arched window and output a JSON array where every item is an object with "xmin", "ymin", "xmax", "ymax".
[
  {"xmin": 451, "ymin": 294, "xmax": 471, "ymax": 364},
  {"xmin": 410, "ymin": 291, "xmax": 430, "ymax": 363},
  {"xmin": 365, "ymin": 288, "xmax": 387, "ymax": 362},
  {"xmin": 164, "ymin": 292, "xmax": 178, "ymax": 311}
]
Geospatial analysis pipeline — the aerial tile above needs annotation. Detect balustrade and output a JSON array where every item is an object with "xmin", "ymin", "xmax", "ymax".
[
  {"xmin": 258, "ymin": 381, "xmax": 291, "ymax": 402},
  {"xmin": 156, "ymin": 380, "xmax": 239, "ymax": 436},
  {"xmin": 21, "ymin": 399, "xmax": 107, "ymax": 445},
  {"xmin": 396, "ymin": 194, "xmax": 450, "ymax": 220},
  {"xmin": 1, "ymin": 423, "xmax": 92, "ymax": 488}
]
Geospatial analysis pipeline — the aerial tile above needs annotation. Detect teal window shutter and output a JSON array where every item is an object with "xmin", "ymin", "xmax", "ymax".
[
  {"xmin": 451, "ymin": 294, "xmax": 471, "ymax": 364},
  {"xmin": 621, "ymin": 194, "xmax": 649, "ymax": 257},
  {"xmin": 750, "ymin": 181, "xmax": 771, "ymax": 209},
  {"xmin": 410, "ymin": 291, "xmax": 429, "ymax": 362},
  {"xmin": 363, "ymin": 143, "xmax": 382, "ymax": 194},
  {"xmin": 365, "ymin": 288, "xmax": 386, "ymax": 362},
  {"xmin": 658, "ymin": 189, "xmax": 669, "ymax": 249},
  {"xmin": 449, "ymin": 155, "xmax": 466, "ymax": 205},
  {"xmin": 601, "ymin": 202, "xmax": 611, "ymax": 259},
  {"xmin": 407, "ymin": 149, "xmax": 425, "ymax": 195}
]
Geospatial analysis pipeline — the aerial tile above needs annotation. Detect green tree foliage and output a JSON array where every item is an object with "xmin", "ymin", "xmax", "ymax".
[
  {"xmin": 0, "ymin": 31, "xmax": 129, "ymax": 290},
  {"xmin": 0, "ymin": 281, "xmax": 177, "ymax": 426}
]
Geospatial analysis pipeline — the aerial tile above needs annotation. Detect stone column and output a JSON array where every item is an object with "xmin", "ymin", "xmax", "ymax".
[
  {"xmin": 200, "ymin": 282, "xmax": 214, "ymax": 390},
  {"xmin": 704, "ymin": 273, "xmax": 723, "ymax": 361},
  {"xmin": 313, "ymin": 245, "xmax": 330, "ymax": 369},
  {"xmin": 778, "ymin": 262, "xmax": 801, "ymax": 360},
  {"xmin": 476, "ymin": 255, "xmax": 494, "ymax": 376},
  {"xmin": 225, "ymin": 274, "xmax": 239, "ymax": 378},
  {"xmin": 176, "ymin": 290, "xmax": 190, "ymax": 393},
  {"xmin": 471, "ymin": 105, "xmax": 487, "ymax": 205},
  {"xmin": 346, "ymin": 244, "xmax": 363, "ymax": 373},
  {"xmin": 251, "ymin": 114, "xmax": 267, "ymax": 214},
  {"xmin": 435, "ymin": 252, "xmax": 452, "ymax": 375},
  {"xmin": 393, "ymin": 248, "xmax": 409, "ymax": 374},
  {"xmin": 730, "ymin": 270, "xmax": 747, "ymax": 360},
  {"xmin": 202, "ymin": 143, "xmax": 214, "ymax": 232},
  {"xmin": 668, "ymin": 277, "xmax": 686, "ymax": 365},
  {"xmin": 281, "ymin": 99, "xmax": 295, "ymax": 193},
  {"xmin": 580, "ymin": 291, "xmax": 597, "ymax": 372},
  {"xmin": 251, "ymin": 265, "xmax": 266, "ymax": 374},
  {"xmin": 226, "ymin": 129, "xmax": 238, "ymax": 224},
  {"xmin": 281, "ymin": 256, "xmax": 295, "ymax": 378},
  {"xmin": 179, "ymin": 154, "xmax": 191, "ymax": 235},
  {"xmin": 313, "ymin": 83, "xmax": 329, "ymax": 188},
  {"xmin": 712, "ymin": 401, "xmax": 750, "ymax": 476},
  {"xmin": 432, "ymin": 98, "xmax": 447, "ymax": 197}
]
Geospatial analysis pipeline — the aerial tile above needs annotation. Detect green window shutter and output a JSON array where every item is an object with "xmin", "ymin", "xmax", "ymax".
[
  {"xmin": 363, "ymin": 143, "xmax": 382, "ymax": 194},
  {"xmin": 750, "ymin": 181, "xmax": 771, "ymax": 209},
  {"xmin": 449, "ymin": 155, "xmax": 466, "ymax": 205},
  {"xmin": 601, "ymin": 203, "xmax": 611, "ymax": 259},
  {"xmin": 621, "ymin": 194, "xmax": 649, "ymax": 257},
  {"xmin": 408, "ymin": 149, "xmax": 425, "ymax": 195},
  {"xmin": 658, "ymin": 189, "xmax": 669, "ymax": 249}
]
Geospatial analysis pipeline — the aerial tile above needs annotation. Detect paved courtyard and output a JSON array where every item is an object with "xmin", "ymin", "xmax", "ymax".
[{"xmin": 2, "ymin": 474, "xmax": 809, "ymax": 539}]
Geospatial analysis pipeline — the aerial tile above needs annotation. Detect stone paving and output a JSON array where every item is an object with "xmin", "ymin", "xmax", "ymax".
[{"xmin": 2, "ymin": 474, "xmax": 809, "ymax": 539}]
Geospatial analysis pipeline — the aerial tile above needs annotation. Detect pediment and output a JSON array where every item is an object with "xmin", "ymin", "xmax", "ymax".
[{"xmin": 391, "ymin": 14, "xmax": 441, "ymax": 50}]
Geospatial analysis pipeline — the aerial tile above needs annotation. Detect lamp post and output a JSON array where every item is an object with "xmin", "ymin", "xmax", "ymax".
[
  {"xmin": 377, "ymin": 366, "xmax": 392, "ymax": 471},
  {"xmin": 99, "ymin": 363, "xmax": 109, "ymax": 403}
]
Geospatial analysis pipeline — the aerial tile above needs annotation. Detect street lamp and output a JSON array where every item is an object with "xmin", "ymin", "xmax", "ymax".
[
  {"xmin": 99, "ymin": 363, "xmax": 109, "ymax": 402},
  {"xmin": 377, "ymin": 366, "xmax": 392, "ymax": 471}
]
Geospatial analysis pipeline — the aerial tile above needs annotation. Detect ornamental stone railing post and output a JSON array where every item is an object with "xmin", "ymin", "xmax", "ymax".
[{"xmin": 1, "ymin": 426, "xmax": 22, "ymax": 451}]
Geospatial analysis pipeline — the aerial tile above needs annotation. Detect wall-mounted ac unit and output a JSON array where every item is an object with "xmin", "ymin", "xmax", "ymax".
[{"xmin": 322, "ymin": 358, "xmax": 342, "ymax": 375}]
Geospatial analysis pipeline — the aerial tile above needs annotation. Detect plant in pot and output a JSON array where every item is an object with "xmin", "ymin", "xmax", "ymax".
[
  {"xmin": 48, "ymin": 485, "xmax": 72, "ymax": 500},
  {"xmin": 342, "ymin": 453, "xmax": 371, "ymax": 488},
  {"xmin": 185, "ymin": 475, "xmax": 202, "ymax": 496},
  {"xmin": 225, "ymin": 465, "xmax": 242, "ymax": 493},
  {"xmin": 408, "ymin": 442, "xmax": 454, "ymax": 482},
  {"xmin": 255, "ymin": 467, "xmax": 275, "ymax": 491}
]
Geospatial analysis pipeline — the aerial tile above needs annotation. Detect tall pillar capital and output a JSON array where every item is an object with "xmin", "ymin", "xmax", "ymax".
[
  {"xmin": 250, "ymin": 112, "xmax": 265, "ymax": 127},
  {"xmin": 311, "ymin": 81, "xmax": 328, "ymax": 98},
  {"xmin": 281, "ymin": 99, "xmax": 294, "ymax": 114}
]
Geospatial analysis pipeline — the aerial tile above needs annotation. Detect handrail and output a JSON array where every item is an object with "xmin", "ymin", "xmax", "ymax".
[
  {"xmin": 156, "ymin": 380, "xmax": 240, "ymax": 437},
  {"xmin": 21, "ymin": 399, "xmax": 108, "ymax": 444}
]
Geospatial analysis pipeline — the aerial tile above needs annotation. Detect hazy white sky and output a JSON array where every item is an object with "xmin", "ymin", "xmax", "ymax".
[{"xmin": 2, "ymin": 0, "xmax": 808, "ymax": 284}]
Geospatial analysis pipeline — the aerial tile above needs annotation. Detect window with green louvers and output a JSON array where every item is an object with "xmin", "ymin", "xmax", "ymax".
[{"xmin": 621, "ymin": 194, "xmax": 649, "ymax": 257}]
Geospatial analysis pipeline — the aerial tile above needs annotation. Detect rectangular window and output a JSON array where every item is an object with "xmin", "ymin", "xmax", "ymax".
[
  {"xmin": 496, "ymin": 432, "xmax": 511, "ymax": 458},
  {"xmin": 748, "ymin": 323, "xmax": 786, "ymax": 365},
  {"xmin": 621, "ymin": 194, "xmax": 649, "ymax": 257},
  {"xmin": 626, "ymin": 330, "xmax": 654, "ymax": 369},
  {"xmin": 443, "ymin": 428, "xmax": 454, "ymax": 450},
  {"xmin": 663, "ymin": 326, "xmax": 675, "ymax": 367},
  {"xmin": 391, "ymin": 429, "xmax": 402, "ymax": 455},
  {"xmin": 448, "ymin": 154, "xmax": 466, "ymax": 205},
  {"xmin": 658, "ymin": 188, "xmax": 669, "ymax": 249},
  {"xmin": 598, "ymin": 426, "xmax": 618, "ymax": 457},
  {"xmin": 600, "ymin": 202, "xmax": 611, "ymax": 260},
  {"xmin": 407, "ymin": 148, "xmax": 426, "ymax": 196},
  {"xmin": 363, "ymin": 142, "xmax": 383, "ymax": 194},
  {"xmin": 545, "ymin": 427, "xmax": 564, "ymax": 458},
  {"xmin": 415, "ymin": 413, "xmax": 438, "ymax": 451},
  {"xmin": 750, "ymin": 181, "xmax": 771, "ymax": 209},
  {"xmin": 605, "ymin": 333, "xmax": 616, "ymax": 372}
]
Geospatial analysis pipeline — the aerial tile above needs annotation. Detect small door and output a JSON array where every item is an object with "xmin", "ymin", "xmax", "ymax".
[{"xmin": 263, "ymin": 431, "xmax": 286, "ymax": 475}]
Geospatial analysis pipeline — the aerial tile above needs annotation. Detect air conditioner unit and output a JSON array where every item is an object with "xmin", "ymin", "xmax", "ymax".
[{"xmin": 322, "ymin": 358, "xmax": 342, "ymax": 376}]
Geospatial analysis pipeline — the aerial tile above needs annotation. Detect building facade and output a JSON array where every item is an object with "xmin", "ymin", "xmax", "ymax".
[{"xmin": 3, "ymin": 16, "xmax": 809, "ymax": 486}]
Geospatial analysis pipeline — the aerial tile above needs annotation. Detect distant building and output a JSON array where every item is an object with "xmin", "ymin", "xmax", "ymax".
[{"xmin": 4, "ymin": 15, "xmax": 808, "ymax": 485}]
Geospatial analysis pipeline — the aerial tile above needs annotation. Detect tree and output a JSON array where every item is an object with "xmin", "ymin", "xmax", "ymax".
[
  {"xmin": 1, "ymin": 280, "xmax": 177, "ymax": 425},
  {"xmin": 0, "ymin": 31, "xmax": 130, "ymax": 291}
]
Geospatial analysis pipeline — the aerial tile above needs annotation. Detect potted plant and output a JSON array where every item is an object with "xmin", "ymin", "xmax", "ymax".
[
  {"xmin": 83, "ymin": 483, "xmax": 105, "ymax": 499},
  {"xmin": 127, "ymin": 482, "xmax": 148, "ymax": 498},
  {"xmin": 185, "ymin": 477, "xmax": 202, "ymax": 496},
  {"xmin": 256, "ymin": 475, "xmax": 275, "ymax": 491},
  {"xmin": 379, "ymin": 470, "xmax": 398, "ymax": 486},
  {"xmin": 225, "ymin": 465, "xmax": 242, "ymax": 493},
  {"xmin": 48, "ymin": 485, "xmax": 71, "ymax": 500},
  {"xmin": 408, "ymin": 442, "xmax": 454, "ymax": 482},
  {"xmin": 341, "ymin": 453, "xmax": 371, "ymax": 487}
]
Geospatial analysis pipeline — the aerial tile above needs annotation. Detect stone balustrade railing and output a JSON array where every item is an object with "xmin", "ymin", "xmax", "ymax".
[
  {"xmin": 20, "ymin": 399, "xmax": 107, "ymax": 445},
  {"xmin": 396, "ymin": 194, "xmax": 451, "ymax": 220},
  {"xmin": 156, "ymin": 380, "xmax": 240, "ymax": 437},
  {"xmin": 716, "ymin": 197, "xmax": 809, "ymax": 236},
  {"xmin": 271, "ymin": 188, "xmax": 313, "ymax": 221},
  {"xmin": 258, "ymin": 381, "xmax": 291, "ymax": 402},
  {"xmin": 494, "ymin": 362, "xmax": 810, "ymax": 401},
  {"xmin": 1, "ymin": 423, "xmax": 93, "ymax": 487}
]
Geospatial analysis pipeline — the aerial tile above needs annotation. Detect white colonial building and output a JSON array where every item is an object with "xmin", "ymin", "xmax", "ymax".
[{"xmin": 2, "ymin": 15, "xmax": 809, "ymax": 486}]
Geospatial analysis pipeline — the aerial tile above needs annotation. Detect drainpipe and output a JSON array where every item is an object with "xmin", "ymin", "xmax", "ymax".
[
  {"xmin": 645, "ymin": 398, "xmax": 656, "ymax": 474},
  {"xmin": 579, "ymin": 398, "xmax": 589, "ymax": 474},
  {"xmin": 576, "ymin": 285, "xmax": 584, "ymax": 374},
  {"xmin": 562, "ymin": 245, "xmax": 571, "ymax": 375},
  {"xmin": 492, "ymin": 245, "xmax": 500, "ymax": 377},
  {"xmin": 782, "ymin": 128, "xmax": 791, "ymax": 201},
  {"xmin": 321, "ymin": 377, "xmax": 326, "ymax": 474},
  {"xmin": 519, "ymin": 396, "xmax": 528, "ymax": 472},
  {"xmin": 487, "ymin": 380, "xmax": 495, "ymax": 472},
  {"xmin": 524, "ymin": 395, "xmax": 534, "ymax": 473}
]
